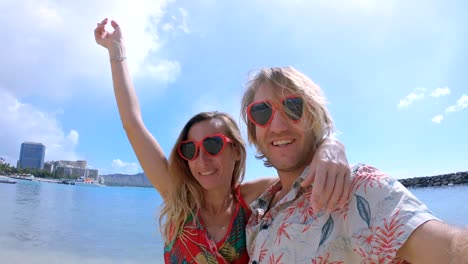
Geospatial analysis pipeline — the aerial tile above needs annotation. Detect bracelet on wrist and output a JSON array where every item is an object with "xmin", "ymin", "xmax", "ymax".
[{"xmin": 110, "ymin": 56, "xmax": 127, "ymax": 62}]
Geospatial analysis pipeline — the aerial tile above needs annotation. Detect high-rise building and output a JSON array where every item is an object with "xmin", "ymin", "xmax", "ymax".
[{"xmin": 18, "ymin": 142, "xmax": 46, "ymax": 169}]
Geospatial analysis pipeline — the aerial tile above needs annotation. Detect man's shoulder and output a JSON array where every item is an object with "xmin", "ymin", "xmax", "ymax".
[
  {"xmin": 350, "ymin": 164, "xmax": 394, "ymax": 181},
  {"xmin": 351, "ymin": 163, "xmax": 381, "ymax": 175},
  {"xmin": 349, "ymin": 163, "xmax": 404, "ymax": 195}
]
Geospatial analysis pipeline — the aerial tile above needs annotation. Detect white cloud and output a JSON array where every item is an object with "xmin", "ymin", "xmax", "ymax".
[
  {"xmin": 162, "ymin": 23, "xmax": 175, "ymax": 32},
  {"xmin": 160, "ymin": 7, "xmax": 190, "ymax": 34},
  {"xmin": 0, "ymin": 0, "xmax": 184, "ymax": 100},
  {"xmin": 445, "ymin": 94, "xmax": 468, "ymax": 113},
  {"xmin": 136, "ymin": 59, "xmax": 181, "ymax": 82},
  {"xmin": 0, "ymin": 0, "xmax": 187, "ymax": 170},
  {"xmin": 67, "ymin": 130, "xmax": 79, "ymax": 145},
  {"xmin": 0, "ymin": 88, "xmax": 80, "ymax": 165},
  {"xmin": 432, "ymin": 114, "xmax": 443, "ymax": 124},
  {"xmin": 178, "ymin": 8, "xmax": 190, "ymax": 34},
  {"xmin": 111, "ymin": 159, "xmax": 140, "ymax": 174},
  {"xmin": 37, "ymin": 6, "xmax": 63, "ymax": 27},
  {"xmin": 398, "ymin": 88, "xmax": 425, "ymax": 108},
  {"xmin": 430, "ymin": 87, "xmax": 450, "ymax": 97}
]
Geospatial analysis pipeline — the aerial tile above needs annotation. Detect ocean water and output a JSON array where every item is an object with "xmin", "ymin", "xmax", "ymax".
[
  {"xmin": 0, "ymin": 179, "xmax": 164, "ymax": 264},
  {"xmin": 1, "ymin": 179, "xmax": 467, "ymax": 264}
]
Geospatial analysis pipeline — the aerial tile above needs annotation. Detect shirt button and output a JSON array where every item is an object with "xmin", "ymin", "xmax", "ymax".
[{"xmin": 252, "ymin": 261, "xmax": 258, "ymax": 264}]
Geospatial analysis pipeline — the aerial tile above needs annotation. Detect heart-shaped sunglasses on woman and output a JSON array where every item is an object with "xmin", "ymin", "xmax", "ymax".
[
  {"xmin": 178, "ymin": 134, "xmax": 233, "ymax": 161},
  {"xmin": 247, "ymin": 96, "xmax": 304, "ymax": 127}
]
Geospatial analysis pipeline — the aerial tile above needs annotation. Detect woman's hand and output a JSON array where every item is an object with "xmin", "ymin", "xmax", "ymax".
[
  {"xmin": 94, "ymin": 18, "xmax": 125, "ymax": 58},
  {"xmin": 301, "ymin": 138, "xmax": 351, "ymax": 213}
]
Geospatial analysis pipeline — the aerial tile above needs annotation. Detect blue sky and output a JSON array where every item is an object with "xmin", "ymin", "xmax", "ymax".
[{"xmin": 1, "ymin": 0, "xmax": 466, "ymax": 180}]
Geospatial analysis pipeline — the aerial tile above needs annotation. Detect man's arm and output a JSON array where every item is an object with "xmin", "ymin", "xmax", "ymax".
[
  {"xmin": 397, "ymin": 220, "xmax": 468, "ymax": 264},
  {"xmin": 300, "ymin": 137, "xmax": 351, "ymax": 212},
  {"xmin": 452, "ymin": 228, "xmax": 468, "ymax": 264}
]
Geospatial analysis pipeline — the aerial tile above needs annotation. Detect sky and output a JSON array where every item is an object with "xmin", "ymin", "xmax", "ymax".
[{"xmin": 0, "ymin": 0, "xmax": 466, "ymax": 180}]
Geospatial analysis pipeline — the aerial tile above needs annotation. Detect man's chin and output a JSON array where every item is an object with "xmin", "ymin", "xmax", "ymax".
[{"xmin": 270, "ymin": 160, "xmax": 305, "ymax": 174}]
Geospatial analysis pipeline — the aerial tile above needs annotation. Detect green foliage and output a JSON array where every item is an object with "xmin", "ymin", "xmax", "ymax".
[
  {"xmin": 0, "ymin": 161, "xmax": 55, "ymax": 178},
  {"xmin": 0, "ymin": 162, "xmax": 16, "ymax": 174}
]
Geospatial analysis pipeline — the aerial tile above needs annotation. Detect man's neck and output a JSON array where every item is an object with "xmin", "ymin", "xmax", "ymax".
[{"xmin": 276, "ymin": 165, "xmax": 307, "ymax": 193}]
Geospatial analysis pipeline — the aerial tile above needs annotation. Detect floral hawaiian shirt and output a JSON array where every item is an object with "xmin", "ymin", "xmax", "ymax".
[{"xmin": 246, "ymin": 164, "xmax": 439, "ymax": 264}]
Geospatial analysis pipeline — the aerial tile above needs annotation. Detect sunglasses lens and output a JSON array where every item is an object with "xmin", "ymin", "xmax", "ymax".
[
  {"xmin": 283, "ymin": 97, "xmax": 303, "ymax": 121},
  {"xmin": 180, "ymin": 141, "xmax": 196, "ymax": 160},
  {"xmin": 250, "ymin": 102, "xmax": 273, "ymax": 126},
  {"xmin": 203, "ymin": 136, "xmax": 224, "ymax": 156}
]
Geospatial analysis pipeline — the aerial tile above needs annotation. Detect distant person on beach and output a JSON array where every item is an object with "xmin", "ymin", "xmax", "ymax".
[
  {"xmin": 241, "ymin": 66, "xmax": 468, "ymax": 263},
  {"xmin": 94, "ymin": 18, "xmax": 352, "ymax": 263}
]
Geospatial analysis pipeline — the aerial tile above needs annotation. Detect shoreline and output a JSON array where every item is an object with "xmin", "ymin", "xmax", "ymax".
[{"xmin": 4, "ymin": 171, "xmax": 468, "ymax": 189}]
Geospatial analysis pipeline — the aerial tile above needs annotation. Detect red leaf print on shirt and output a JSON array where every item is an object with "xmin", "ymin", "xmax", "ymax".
[
  {"xmin": 352, "ymin": 165, "xmax": 386, "ymax": 193},
  {"xmin": 374, "ymin": 209, "xmax": 406, "ymax": 259},
  {"xmin": 268, "ymin": 252, "xmax": 285, "ymax": 264},
  {"xmin": 353, "ymin": 209, "xmax": 406, "ymax": 262},
  {"xmin": 299, "ymin": 191, "xmax": 318, "ymax": 223},
  {"xmin": 274, "ymin": 222, "xmax": 292, "ymax": 245},
  {"xmin": 283, "ymin": 206, "xmax": 299, "ymax": 221},
  {"xmin": 259, "ymin": 240, "xmax": 268, "ymax": 263}
]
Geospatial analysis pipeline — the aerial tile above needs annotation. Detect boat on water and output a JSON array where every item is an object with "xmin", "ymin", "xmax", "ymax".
[
  {"xmin": 0, "ymin": 180, "xmax": 17, "ymax": 184},
  {"xmin": 0, "ymin": 177, "xmax": 17, "ymax": 184},
  {"xmin": 74, "ymin": 177, "xmax": 103, "ymax": 187},
  {"xmin": 8, "ymin": 174, "xmax": 34, "ymax": 181},
  {"xmin": 61, "ymin": 180, "xmax": 75, "ymax": 185},
  {"xmin": 74, "ymin": 182, "xmax": 103, "ymax": 187}
]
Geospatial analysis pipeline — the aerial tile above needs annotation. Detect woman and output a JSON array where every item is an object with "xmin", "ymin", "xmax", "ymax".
[{"xmin": 94, "ymin": 18, "xmax": 351, "ymax": 263}]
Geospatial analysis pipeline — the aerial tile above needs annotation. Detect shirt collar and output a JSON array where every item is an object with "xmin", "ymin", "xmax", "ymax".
[{"xmin": 252, "ymin": 166, "xmax": 311, "ymax": 210}]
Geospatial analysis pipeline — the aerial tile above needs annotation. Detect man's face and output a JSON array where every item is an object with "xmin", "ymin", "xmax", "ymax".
[{"xmin": 252, "ymin": 82, "xmax": 316, "ymax": 176}]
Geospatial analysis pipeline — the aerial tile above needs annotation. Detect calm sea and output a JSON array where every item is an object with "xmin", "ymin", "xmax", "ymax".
[{"xmin": 1, "ymin": 179, "xmax": 467, "ymax": 264}]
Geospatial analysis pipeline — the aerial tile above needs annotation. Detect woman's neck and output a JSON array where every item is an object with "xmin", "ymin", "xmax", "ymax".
[{"xmin": 202, "ymin": 187, "xmax": 234, "ymax": 215}]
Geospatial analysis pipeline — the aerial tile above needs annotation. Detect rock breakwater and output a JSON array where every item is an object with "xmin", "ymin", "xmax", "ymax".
[{"xmin": 398, "ymin": 171, "xmax": 468, "ymax": 188}]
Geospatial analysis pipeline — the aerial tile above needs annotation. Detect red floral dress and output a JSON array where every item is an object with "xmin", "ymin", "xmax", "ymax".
[{"xmin": 164, "ymin": 186, "xmax": 251, "ymax": 264}]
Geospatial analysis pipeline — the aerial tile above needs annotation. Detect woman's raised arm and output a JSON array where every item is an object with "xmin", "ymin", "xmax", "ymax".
[{"xmin": 94, "ymin": 18, "xmax": 172, "ymax": 198}]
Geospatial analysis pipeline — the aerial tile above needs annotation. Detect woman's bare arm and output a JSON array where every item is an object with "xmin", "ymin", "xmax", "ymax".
[{"xmin": 94, "ymin": 18, "xmax": 172, "ymax": 198}]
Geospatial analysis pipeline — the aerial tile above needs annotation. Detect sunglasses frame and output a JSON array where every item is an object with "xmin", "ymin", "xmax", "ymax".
[
  {"xmin": 247, "ymin": 95, "xmax": 304, "ymax": 127},
  {"xmin": 178, "ymin": 133, "xmax": 233, "ymax": 161}
]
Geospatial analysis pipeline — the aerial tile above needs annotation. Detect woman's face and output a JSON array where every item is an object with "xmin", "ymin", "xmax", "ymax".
[{"xmin": 185, "ymin": 118, "xmax": 240, "ymax": 192}]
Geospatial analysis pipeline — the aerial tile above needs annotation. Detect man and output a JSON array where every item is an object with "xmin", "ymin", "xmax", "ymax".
[{"xmin": 241, "ymin": 67, "xmax": 468, "ymax": 263}]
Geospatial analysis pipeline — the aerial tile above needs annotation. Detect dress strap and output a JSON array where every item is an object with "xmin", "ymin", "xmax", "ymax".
[{"xmin": 234, "ymin": 185, "xmax": 251, "ymax": 214}]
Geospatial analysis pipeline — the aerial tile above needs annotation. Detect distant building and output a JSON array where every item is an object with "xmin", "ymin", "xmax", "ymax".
[
  {"xmin": 49, "ymin": 160, "xmax": 98, "ymax": 179},
  {"xmin": 86, "ymin": 169, "xmax": 99, "ymax": 179},
  {"xmin": 18, "ymin": 142, "xmax": 46, "ymax": 169},
  {"xmin": 43, "ymin": 162, "xmax": 54, "ymax": 173},
  {"xmin": 53, "ymin": 160, "xmax": 87, "ymax": 169},
  {"xmin": 54, "ymin": 165, "xmax": 75, "ymax": 178}
]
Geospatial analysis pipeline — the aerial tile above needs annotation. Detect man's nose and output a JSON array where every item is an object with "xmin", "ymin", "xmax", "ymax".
[{"xmin": 268, "ymin": 109, "xmax": 289, "ymax": 133}]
